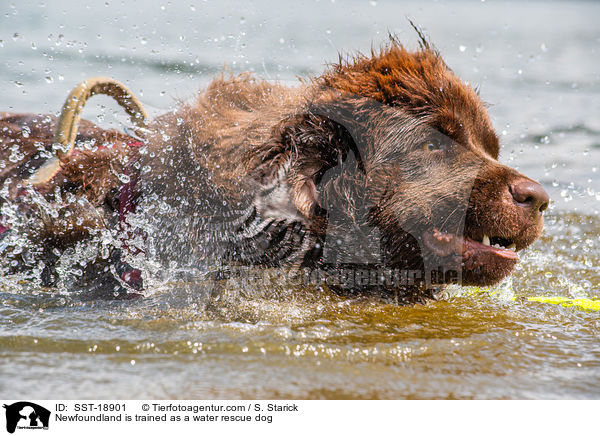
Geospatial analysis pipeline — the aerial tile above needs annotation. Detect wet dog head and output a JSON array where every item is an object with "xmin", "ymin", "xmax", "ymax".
[{"xmin": 255, "ymin": 39, "xmax": 549, "ymax": 289}]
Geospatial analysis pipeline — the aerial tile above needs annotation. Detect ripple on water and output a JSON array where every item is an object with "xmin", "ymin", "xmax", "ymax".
[{"xmin": 0, "ymin": 211, "xmax": 599, "ymax": 399}]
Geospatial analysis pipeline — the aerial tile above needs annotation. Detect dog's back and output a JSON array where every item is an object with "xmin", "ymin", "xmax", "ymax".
[{"xmin": 142, "ymin": 74, "xmax": 305, "ymax": 196}]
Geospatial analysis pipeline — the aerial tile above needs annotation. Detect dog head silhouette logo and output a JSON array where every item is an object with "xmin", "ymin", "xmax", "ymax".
[{"xmin": 3, "ymin": 402, "xmax": 50, "ymax": 433}]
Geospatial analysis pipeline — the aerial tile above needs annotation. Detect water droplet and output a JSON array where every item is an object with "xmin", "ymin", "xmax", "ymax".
[
  {"xmin": 118, "ymin": 173, "xmax": 131, "ymax": 184},
  {"xmin": 459, "ymin": 45, "xmax": 466, "ymax": 52},
  {"xmin": 8, "ymin": 146, "xmax": 24, "ymax": 162},
  {"xmin": 45, "ymin": 76, "xmax": 53, "ymax": 84},
  {"xmin": 279, "ymin": 38, "xmax": 285, "ymax": 44},
  {"xmin": 560, "ymin": 189, "xmax": 572, "ymax": 202}
]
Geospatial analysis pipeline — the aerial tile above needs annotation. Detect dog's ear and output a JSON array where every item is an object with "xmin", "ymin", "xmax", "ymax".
[
  {"xmin": 249, "ymin": 112, "xmax": 359, "ymax": 222},
  {"xmin": 290, "ymin": 167, "xmax": 320, "ymax": 219}
]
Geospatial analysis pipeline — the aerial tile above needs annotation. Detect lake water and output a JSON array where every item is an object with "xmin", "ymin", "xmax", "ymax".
[{"xmin": 0, "ymin": 0, "xmax": 599, "ymax": 399}]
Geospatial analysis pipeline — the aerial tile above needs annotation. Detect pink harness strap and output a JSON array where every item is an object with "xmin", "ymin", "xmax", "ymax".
[
  {"xmin": 119, "ymin": 140, "xmax": 143, "ymax": 228},
  {"xmin": 117, "ymin": 140, "xmax": 145, "ymax": 291}
]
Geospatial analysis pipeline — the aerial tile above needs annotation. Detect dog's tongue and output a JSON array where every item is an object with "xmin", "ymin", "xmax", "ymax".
[
  {"xmin": 463, "ymin": 237, "xmax": 519, "ymax": 261},
  {"xmin": 488, "ymin": 245, "xmax": 519, "ymax": 260}
]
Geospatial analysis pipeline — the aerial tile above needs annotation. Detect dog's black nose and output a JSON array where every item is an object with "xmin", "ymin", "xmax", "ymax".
[{"xmin": 510, "ymin": 179, "xmax": 549, "ymax": 213}]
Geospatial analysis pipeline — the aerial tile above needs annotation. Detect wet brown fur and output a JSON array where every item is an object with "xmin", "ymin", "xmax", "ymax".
[{"xmin": 0, "ymin": 40, "xmax": 547, "ymax": 297}]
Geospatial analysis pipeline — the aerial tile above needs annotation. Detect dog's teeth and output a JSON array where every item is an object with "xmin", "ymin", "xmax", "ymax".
[
  {"xmin": 507, "ymin": 243, "xmax": 516, "ymax": 251},
  {"xmin": 482, "ymin": 235, "xmax": 490, "ymax": 246}
]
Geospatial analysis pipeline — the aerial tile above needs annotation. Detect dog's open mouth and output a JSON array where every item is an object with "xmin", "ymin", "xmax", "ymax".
[
  {"xmin": 422, "ymin": 228, "xmax": 521, "ymax": 286},
  {"xmin": 423, "ymin": 228, "xmax": 518, "ymax": 260},
  {"xmin": 465, "ymin": 233, "xmax": 518, "ymax": 260}
]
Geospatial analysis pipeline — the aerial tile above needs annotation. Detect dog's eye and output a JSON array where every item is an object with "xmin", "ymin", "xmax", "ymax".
[
  {"xmin": 422, "ymin": 138, "xmax": 455, "ymax": 153},
  {"xmin": 423, "ymin": 141, "xmax": 442, "ymax": 152}
]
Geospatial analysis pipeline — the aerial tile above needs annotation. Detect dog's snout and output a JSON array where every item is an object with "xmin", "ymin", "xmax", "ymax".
[{"xmin": 510, "ymin": 178, "xmax": 549, "ymax": 213}]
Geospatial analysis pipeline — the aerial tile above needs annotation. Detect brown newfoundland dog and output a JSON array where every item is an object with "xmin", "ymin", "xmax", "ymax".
[{"xmin": 0, "ymin": 37, "xmax": 548, "ymax": 302}]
